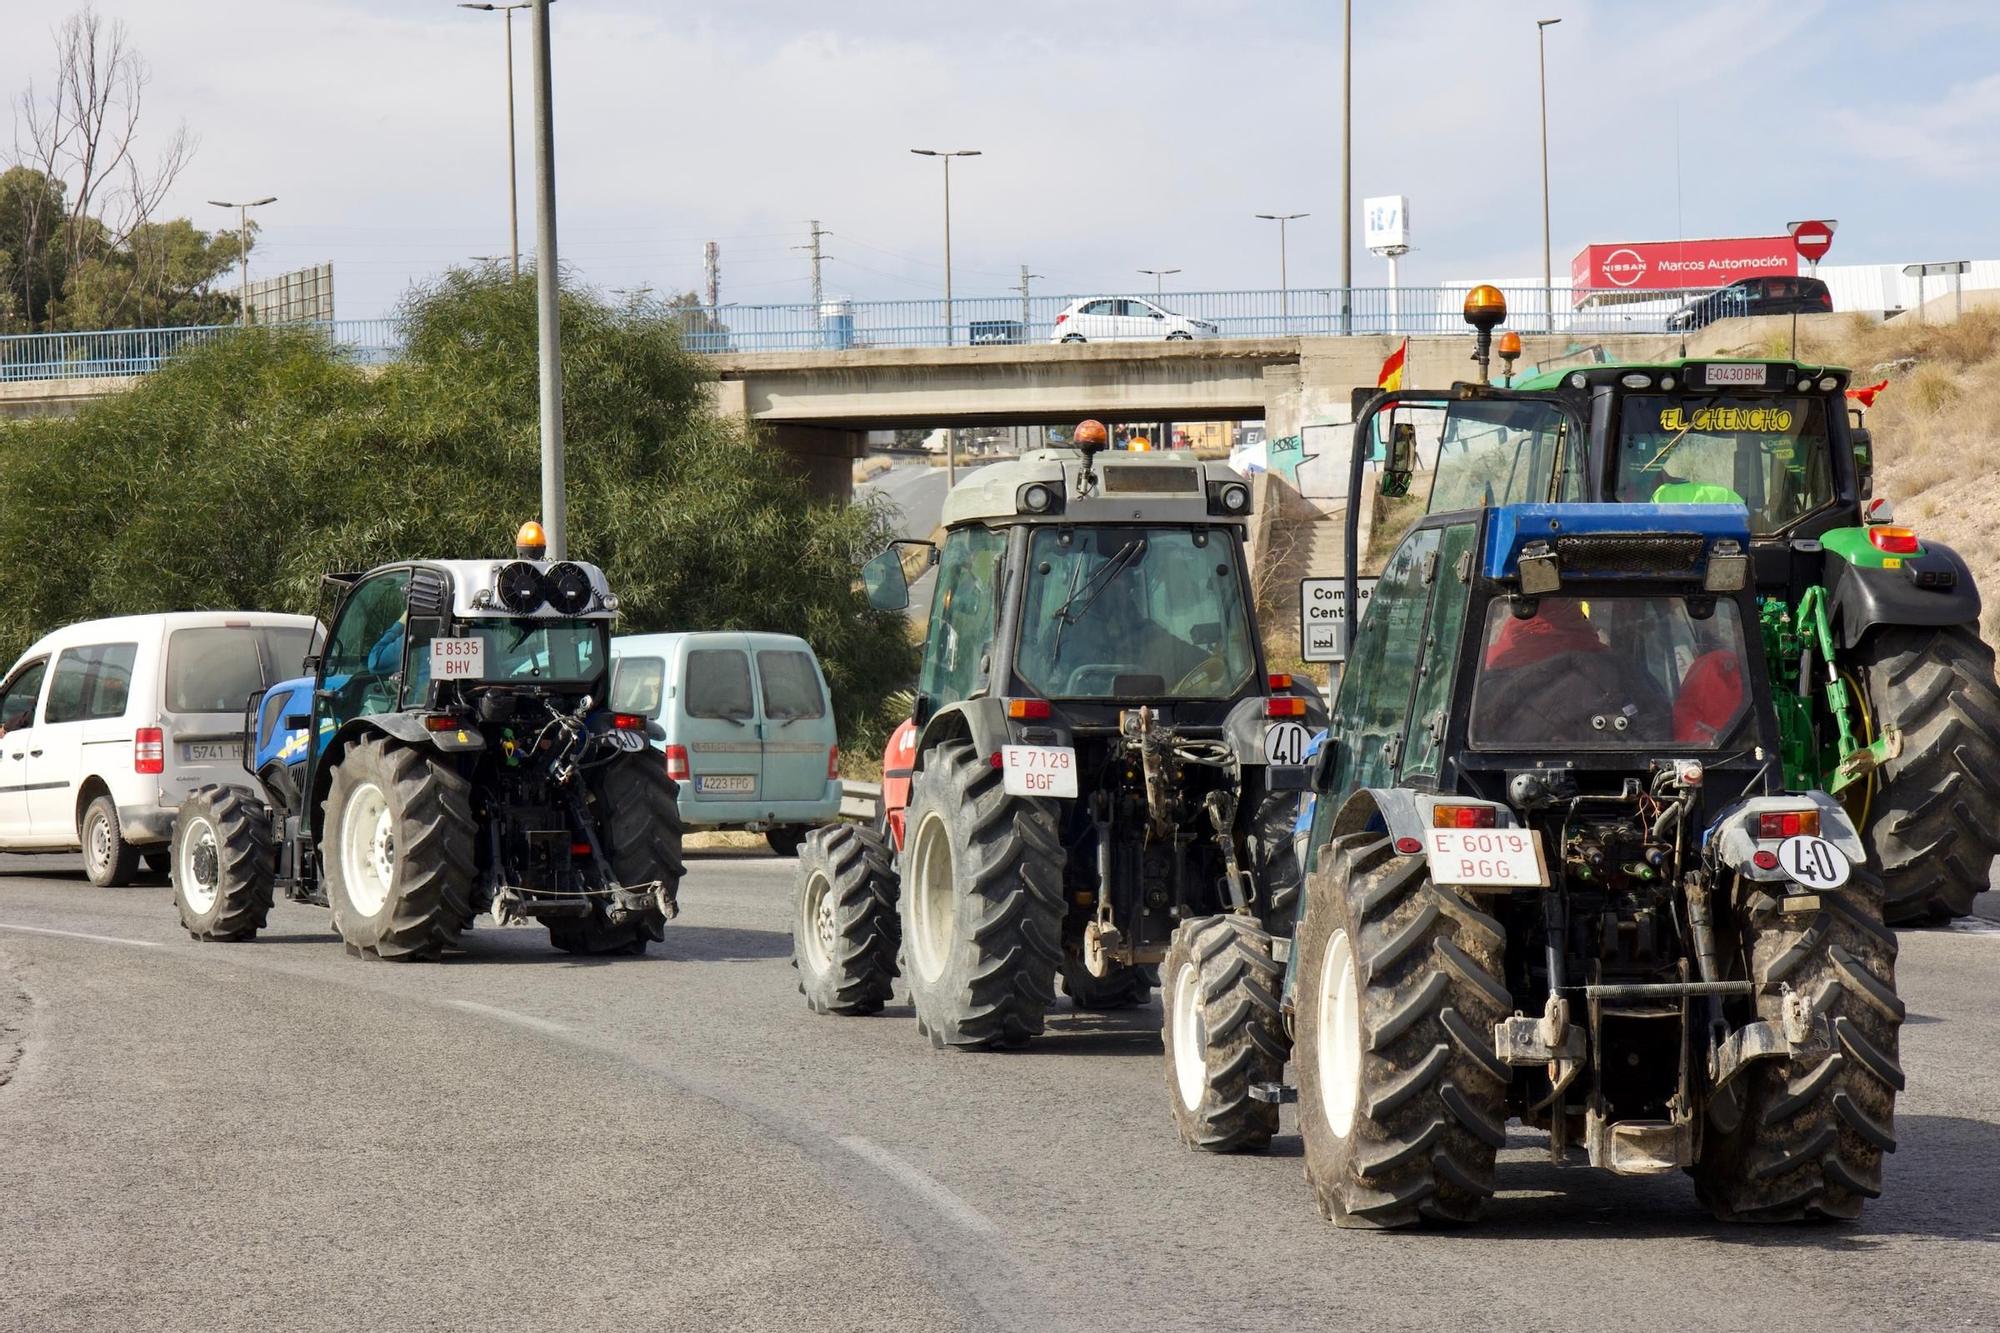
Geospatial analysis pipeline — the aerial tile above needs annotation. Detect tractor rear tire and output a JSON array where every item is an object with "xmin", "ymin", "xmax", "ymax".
[
  {"xmin": 552, "ymin": 754, "xmax": 684, "ymax": 956},
  {"xmin": 1060, "ymin": 954, "xmax": 1154, "ymax": 1010},
  {"xmin": 1856, "ymin": 625, "xmax": 2000, "ymax": 923},
  {"xmin": 1694, "ymin": 869, "xmax": 1903, "ymax": 1221},
  {"xmin": 900, "ymin": 739, "xmax": 1065, "ymax": 1050},
  {"xmin": 324, "ymin": 737, "xmax": 476, "ymax": 962},
  {"xmin": 1251, "ymin": 789, "xmax": 1305, "ymax": 933},
  {"xmin": 172, "ymin": 785, "xmax": 274, "ymax": 942},
  {"xmin": 1296, "ymin": 833, "xmax": 1512, "ymax": 1228},
  {"xmin": 1162, "ymin": 914, "xmax": 1288, "ymax": 1152},
  {"xmin": 794, "ymin": 822, "xmax": 901, "ymax": 1015}
]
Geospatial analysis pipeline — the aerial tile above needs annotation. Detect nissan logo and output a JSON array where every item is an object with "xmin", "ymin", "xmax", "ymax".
[{"xmin": 1602, "ymin": 248, "xmax": 1647, "ymax": 287}]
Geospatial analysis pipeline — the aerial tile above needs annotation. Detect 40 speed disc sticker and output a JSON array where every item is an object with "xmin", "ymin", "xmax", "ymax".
[{"xmin": 1778, "ymin": 834, "xmax": 1851, "ymax": 890}]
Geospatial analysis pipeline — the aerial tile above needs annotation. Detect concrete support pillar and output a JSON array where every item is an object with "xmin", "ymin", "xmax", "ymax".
[{"xmin": 764, "ymin": 423, "xmax": 865, "ymax": 503}]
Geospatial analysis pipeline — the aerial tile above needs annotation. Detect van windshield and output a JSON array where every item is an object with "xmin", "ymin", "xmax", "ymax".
[{"xmin": 166, "ymin": 625, "xmax": 317, "ymax": 714}]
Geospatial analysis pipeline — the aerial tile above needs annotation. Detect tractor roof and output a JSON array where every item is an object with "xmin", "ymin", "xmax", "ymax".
[
  {"xmin": 939, "ymin": 448, "xmax": 1252, "ymax": 529},
  {"xmin": 414, "ymin": 558, "xmax": 617, "ymax": 621},
  {"xmin": 1509, "ymin": 357, "xmax": 1851, "ymax": 394},
  {"xmin": 1485, "ymin": 503, "xmax": 1751, "ymax": 586}
]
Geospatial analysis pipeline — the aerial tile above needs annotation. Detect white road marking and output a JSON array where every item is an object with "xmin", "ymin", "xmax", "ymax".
[
  {"xmin": 836, "ymin": 1135, "xmax": 997, "ymax": 1236},
  {"xmin": 0, "ymin": 923, "xmax": 163, "ymax": 949},
  {"xmin": 447, "ymin": 999, "xmax": 573, "ymax": 1035}
]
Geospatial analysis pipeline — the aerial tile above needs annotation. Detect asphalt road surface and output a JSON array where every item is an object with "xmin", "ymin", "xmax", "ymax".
[
  {"xmin": 3, "ymin": 850, "xmax": 1998, "ymax": 1333},
  {"xmin": 857, "ymin": 459, "xmax": 951, "ymax": 625}
]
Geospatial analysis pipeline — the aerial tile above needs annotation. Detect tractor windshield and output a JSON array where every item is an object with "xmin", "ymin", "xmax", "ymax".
[
  {"xmin": 1015, "ymin": 525, "xmax": 1256, "ymax": 700},
  {"xmin": 1427, "ymin": 399, "xmax": 1579, "ymax": 513},
  {"xmin": 1469, "ymin": 595, "xmax": 1753, "ymax": 749},
  {"xmin": 467, "ymin": 619, "xmax": 607, "ymax": 685},
  {"xmin": 1615, "ymin": 395, "xmax": 1833, "ymax": 534}
]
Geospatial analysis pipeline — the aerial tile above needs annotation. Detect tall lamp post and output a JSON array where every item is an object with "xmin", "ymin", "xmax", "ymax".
[
  {"xmin": 1537, "ymin": 17, "xmax": 1561, "ymax": 331},
  {"xmin": 1137, "ymin": 268, "xmax": 1181, "ymax": 300},
  {"xmin": 910, "ymin": 148, "xmax": 981, "ymax": 353},
  {"xmin": 457, "ymin": 1, "xmax": 537, "ymax": 280},
  {"xmin": 1255, "ymin": 212, "xmax": 1308, "ymax": 328},
  {"xmin": 1339, "ymin": 0, "xmax": 1352, "ymax": 333},
  {"xmin": 207, "ymin": 196, "xmax": 277, "ymax": 325}
]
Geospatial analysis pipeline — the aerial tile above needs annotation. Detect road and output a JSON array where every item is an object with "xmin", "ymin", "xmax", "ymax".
[
  {"xmin": 856, "ymin": 458, "xmax": 950, "ymax": 625},
  {"xmin": 3, "ymin": 851, "xmax": 1998, "ymax": 1333}
]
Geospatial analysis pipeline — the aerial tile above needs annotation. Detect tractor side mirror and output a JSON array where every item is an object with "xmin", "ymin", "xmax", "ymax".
[
  {"xmin": 861, "ymin": 548, "xmax": 911, "ymax": 611},
  {"xmin": 1379, "ymin": 422, "xmax": 1417, "ymax": 499},
  {"xmin": 1310, "ymin": 737, "xmax": 1341, "ymax": 794},
  {"xmin": 1850, "ymin": 426, "xmax": 1874, "ymax": 502}
]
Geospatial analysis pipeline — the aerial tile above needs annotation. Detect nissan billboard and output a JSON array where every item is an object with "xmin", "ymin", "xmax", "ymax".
[{"xmin": 1570, "ymin": 236, "xmax": 1799, "ymax": 305}]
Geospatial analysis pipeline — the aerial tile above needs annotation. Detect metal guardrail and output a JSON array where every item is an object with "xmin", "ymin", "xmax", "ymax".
[
  {"xmin": 0, "ymin": 286, "xmax": 1721, "ymax": 383},
  {"xmin": 839, "ymin": 779, "xmax": 881, "ymax": 822}
]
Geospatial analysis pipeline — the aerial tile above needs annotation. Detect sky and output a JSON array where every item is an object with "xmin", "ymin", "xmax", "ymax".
[{"xmin": 5, "ymin": 0, "xmax": 1998, "ymax": 321}]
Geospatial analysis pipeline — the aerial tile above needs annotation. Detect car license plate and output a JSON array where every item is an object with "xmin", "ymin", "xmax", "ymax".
[
  {"xmin": 1423, "ymin": 827, "xmax": 1548, "ymax": 888},
  {"xmin": 1703, "ymin": 362, "xmax": 1767, "ymax": 387},
  {"xmin": 181, "ymin": 741, "xmax": 239, "ymax": 763},
  {"xmin": 696, "ymin": 774, "xmax": 755, "ymax": 794},
  {"xmin": 1001, "ymin": 745, "xmax": 1078, "ymax": 798}
]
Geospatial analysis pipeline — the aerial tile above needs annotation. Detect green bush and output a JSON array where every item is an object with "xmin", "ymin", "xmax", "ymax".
[{"xmin": 0, "ymin": 269, "xmax": 917, "ymax": 742}]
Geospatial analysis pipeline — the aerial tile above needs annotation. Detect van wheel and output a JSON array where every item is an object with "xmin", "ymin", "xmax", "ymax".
[
  {"xmin": 82, "ymin": 795, "xmax": 140, "ymax": 887},
  {"xmin": 767, "ymin": 826, "xmax": 808, "ymax": 858}
]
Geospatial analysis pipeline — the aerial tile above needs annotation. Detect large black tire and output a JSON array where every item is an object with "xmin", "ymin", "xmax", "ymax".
[
  {"xmin": 766, "ymin": 826, "xmax": 809, "ymax": 858},
  {"xmin": 1250, "ymin": 789, "xmax": 1305, "ymax": 934},
  {"xmin": 1296, "ymin": 833, "xmax": 1512, "ymax": 1228},
  {"xmin": 1855, "ymin": 624, "xmax": 2000, "ymax": 923},
  {"xmin": 172, "ymin": 786, "xmax": 275, "ymax": 942},
  {"xmin": 81, "ymin": 794, "xmax": 140, "ymax": 888},
  {"xmin": 1695, "ymin": 868, "xmax": 1903, "ymax": 1221},
  {"xmin": 323, "ymin": 736, "xmax": 476, "ymax": 962},
  {"xmin": 1162, "ymin": 914, "xmax": 1289, "ymax": 1152},
  {"xmin": 900, "ymin": 739, "xmax": 1065, "ymax": 1050},
  {"xmin": 551, "ymin": 754, "xmax": 685, "ymax": 956},
  {"xmin": 1059, "ymin": 953, "xmax": 1154, "ymax": 1010},
  {"xmin": 794, "ymin": 823, "xmax": 900, "ymax": 1014}
]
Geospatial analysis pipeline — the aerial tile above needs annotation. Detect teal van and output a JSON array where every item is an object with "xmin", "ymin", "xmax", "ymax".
[{"xmin": 608, "ymin": 632, "xmax": 840, "ymax": 855}]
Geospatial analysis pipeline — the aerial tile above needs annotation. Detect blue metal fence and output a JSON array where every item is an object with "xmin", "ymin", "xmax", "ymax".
[{"xmin": 0, "ymin": 287, "xmax": 1712, "ymax": 382}]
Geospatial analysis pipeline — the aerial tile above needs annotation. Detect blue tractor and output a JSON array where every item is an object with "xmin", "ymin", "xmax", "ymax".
[
  {"xmin": 168, "ymin": 527, "xmax": 684, "ymax": 959},
  {"xmin": 1158, "ymin": 309, "xmax": 1902, "ymax": 1225}
]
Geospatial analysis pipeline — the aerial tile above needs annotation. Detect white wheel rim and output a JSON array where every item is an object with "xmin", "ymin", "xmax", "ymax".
[
  {"xmin": 800, "ymin": 868, "xmax": 836, "ymax": 976},
  {"xmin": 339, "ymin": 781, "xmax": 394, "ymax": 918},
  {"xmin": 1170, "ymin": 958, "xmax": 1208, "ymax": 1111},
  {"xmin": 908, "ymin": 810, "xmax": 954, "ymax": 984},
  {"xmin": 178, "ymin": 815, "xmax": 220, "ymax": 914},
  {"xmin": 1315, "ymin": 926, "xmax": 1363, "ymax": 1139}
]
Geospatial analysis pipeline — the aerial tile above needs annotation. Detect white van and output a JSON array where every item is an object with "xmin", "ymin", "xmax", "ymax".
[{"xmin": 0, "ymin": 612, "xmax": 320, "ymax": 884}]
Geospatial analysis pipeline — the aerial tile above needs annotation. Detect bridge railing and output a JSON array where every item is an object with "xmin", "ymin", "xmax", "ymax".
[{"xmin": 0, "ymin": 288, "xmax": 1717, "ymax": 383}]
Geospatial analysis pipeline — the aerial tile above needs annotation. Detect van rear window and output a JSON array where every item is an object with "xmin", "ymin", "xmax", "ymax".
[
  {"xmin": 166, "ymin": 625, "xmax": 316, "ymax": 714},
  {"xmin": 757, "ymin": 650, "xmax": 825, "ymax": 720},
  {"xmin": 685, "ymin": 649, "xmax": 754, "ymax": 721}
]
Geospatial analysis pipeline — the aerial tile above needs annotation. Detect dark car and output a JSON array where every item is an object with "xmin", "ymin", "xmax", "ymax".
[{"xmin": 1667, "ymin": 275, "xmax": 1832, "ymax": 331}]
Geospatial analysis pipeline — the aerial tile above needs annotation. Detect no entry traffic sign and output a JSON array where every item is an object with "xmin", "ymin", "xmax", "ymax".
[{"xmin": 1787, "ymin": 219, "xmax": 1838, "ymax": 264}]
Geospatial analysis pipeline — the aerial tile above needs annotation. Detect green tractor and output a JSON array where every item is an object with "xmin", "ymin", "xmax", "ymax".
[{"xmin": 1360, "ymin": 310, "xmax": 1996, "ymax": 922}]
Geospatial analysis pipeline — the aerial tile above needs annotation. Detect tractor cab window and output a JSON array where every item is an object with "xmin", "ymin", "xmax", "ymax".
[
  {"xmin": 471, "ymin": 621, "xmax": 606, "ymax": 685},
  {"xmin": 320, "ymin": 569, "xmax": 412, "ymax": 726},
  {"xmin": 920, "ymin": 524, "xmax": 1006, "ymax": 707},
  {"xmin": 1321, "ymin": 526, "xmax": 1441, "ymax": 804},
  {"xmin": 1616, "ymin": 396, "xmax": 1833, "ymax": 534},
  {"xmin": 1469, "ymin": 595, "xmax": 1752, "ymax": 749},
  {"xmin": 1427, "ymin": 399, "xmax": 1578, "ymax": 513},
  {"xmin": 1015, "ymin": 525, "xmax": 1255, "ymax": 700}
]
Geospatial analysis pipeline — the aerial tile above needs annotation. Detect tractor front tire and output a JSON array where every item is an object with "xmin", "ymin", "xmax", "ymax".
[
  {"xmin": 794, "ymin": 822, "xmax": 901, "ymax": 1014},
  {"xmin": 552, "ymin": 754, "xmax": 685, "ymax": 956},
  {"xmin": 1857, "ymin": 624, "xmax": 2000, "ymax": 923},
  {"xmin": 172, "ymin": 785, "xmax": 274, "ymax": 942},
  {"xmin": 1695, "ymin": 870, "xmax": 1903, "ymax": 1221},
  {"xmin": 1162, "ymin": 914, "xmax": 1288, "ymax": 1152},
  {"xmin": 324, "ymin": 737, "xmax": 476, "ymax": 962},
  {"xmin": 899, "ymin": 739, "xmax": 1065, "ymax": 1050},
  {"xmin": 1296, "ymin": 833, "xmax": 1512, "ymax": 1228}
]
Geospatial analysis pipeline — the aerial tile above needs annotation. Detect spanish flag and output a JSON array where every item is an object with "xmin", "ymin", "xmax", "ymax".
[{"xmin": 1377, "ymin": 338, "xmax": 1408, "ymax": 392}]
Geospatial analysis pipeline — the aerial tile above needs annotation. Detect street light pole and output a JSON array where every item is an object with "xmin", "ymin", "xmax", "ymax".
[
  {"xmin": 911, "ymin": 148, "xmax": 980, "ymax": 353},
  {"xmin": 1538, "ymin": 17, "xmax": 1562, "ymax": 332},
  {"xmin": 458, "ymin": 2, "xmax": 536, "ymax": 281},
  {"xmin": 207, "ymin": 196, "xmax": 278, "ymax": 325},
  {"xmin": 528, "ymin": 0, "xmax": 566, "ymax": 557},
  {"xmin": 1255, "ymin": 213, "xmax": 1308, "ymax": 326},
  {"xmin": 1137, "ymin": 268, "xmax": 1180, "ymax": 301},
  {"xmin": 1339, "ymin": 0, "xmax": 1352, "ymax": 333}
]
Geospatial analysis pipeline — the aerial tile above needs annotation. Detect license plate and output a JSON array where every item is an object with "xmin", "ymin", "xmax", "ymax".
[
  {"xmin": 1424, "ymin": 827, "xmax": 1548, "ymax": 888},
  {"xmin": 1000, "ymin": 745, "xmax": 1078, "ymax": 798},
  {"xmin": 430, "ymin": 637, "xmax": 486, "ymax": 680},
  {"xmin": 1703, "ymin": 362, "xmax": 1767, "ymax": 387},
  {"xmin": 696, "ymin": 774, "xmax": 755, "ymax": 794},
  {"xmin": 180, "ymin": 742, "xmax": 239, "ymax": 763}
]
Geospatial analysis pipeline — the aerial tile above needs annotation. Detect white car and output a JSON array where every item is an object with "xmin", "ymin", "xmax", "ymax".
[
  {"xmin": 0, "ymin": 612, "xmax": 319, "ymax": 884},
  {"xmin": 1050, "ymin": 297, "xmax": 1219, "ymax": 343}
]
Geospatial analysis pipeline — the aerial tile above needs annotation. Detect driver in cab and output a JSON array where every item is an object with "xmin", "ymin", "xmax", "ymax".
[{"xmin": 1475, "ymin": 599, "xmax": 1671, "ymax": 744}]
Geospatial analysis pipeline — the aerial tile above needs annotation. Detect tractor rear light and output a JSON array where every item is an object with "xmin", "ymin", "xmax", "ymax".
[
  {"xmin": 827, "ymin": 745, "xmax": 840, "ymax": 779},
  {"xmin": 663, "ymin": 745, "xmax": 689, "ymax": 781},
  {"xmin": 1869, "ymin": 525, "xmax": 1919, "ymax": 555},
  {"xmin": 610, "ymin": 713, "xmax": 648, "ymax": 731},
  {"xmin": 1432, "ymin": 804, "xmax": 1497, "ymax": 829},
  {"xmin": 1267, "ymin": 673, "xmax": 1293, "ymax": 691},
  {"xmin": 422, "ymin": 713, "xmax": 462, "ymax": 732},
  {"xmin": 989, "ymin": 751, "xmax": 1004, "ymax": 769},
  {"xmin": 134, "ymin": 727, "xmax": 164, "ymax": 775},
  {"xmin": 1393, "ymin": 836, "xmax": 1423, "ymax": 855},
  {"xmin": 1757, "ymin": 809, "xmax": 1820, "ymax": 839},
  {"xmin": 570, "ymin": 842, "xmax": 593, "ymax": 856},
  {"xmin": 1753, "ymin": 850, "xmax": 1780, "ymax": 871},
  {"xmin": 1265, "ymin": 697, "xmax": 1307, "ymax": 718},
  {"xmin": 1006, "ymin": 697, "xmax": 1052, "ymax": 720}
]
